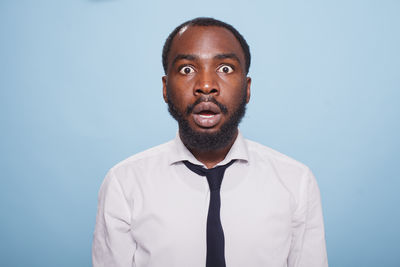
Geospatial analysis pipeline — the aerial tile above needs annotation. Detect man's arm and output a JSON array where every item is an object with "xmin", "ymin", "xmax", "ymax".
[
  {"xmin": 288, "ymin": 169, "xmax": 328, "ymax": 267},
  {"xmin": 92, "ymin": 169, "xmax": 136, "ymax": 267}
]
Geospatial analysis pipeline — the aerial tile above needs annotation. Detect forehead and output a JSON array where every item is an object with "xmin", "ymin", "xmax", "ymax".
[{"xmin": 168, "ymin": 26, "xmax": 245, "ymax": 65}]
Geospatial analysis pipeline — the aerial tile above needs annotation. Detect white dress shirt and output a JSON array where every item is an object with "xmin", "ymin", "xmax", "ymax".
[{"xmin": 92, "ymin": 132, "xmax": 328, "ymax": 267}]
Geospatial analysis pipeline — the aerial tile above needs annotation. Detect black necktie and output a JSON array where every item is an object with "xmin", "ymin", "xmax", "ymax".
[{"xmin": 183, "ymin": 160, "xmax": 235, "ymax": 267}]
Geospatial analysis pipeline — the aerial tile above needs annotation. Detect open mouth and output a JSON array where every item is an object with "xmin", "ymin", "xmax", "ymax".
[
  {"xmin": 192, "ymin": 102, "xmax": 222, "ymax": 128},
  {"xmin": 198, "ymin": 110, "xmax": 217, "ymax": 118}
]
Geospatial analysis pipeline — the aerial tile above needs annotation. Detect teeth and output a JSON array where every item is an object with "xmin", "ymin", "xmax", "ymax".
[{"xmin": 199, "ymin": 114, "xmax": 214, "ymax": 118}]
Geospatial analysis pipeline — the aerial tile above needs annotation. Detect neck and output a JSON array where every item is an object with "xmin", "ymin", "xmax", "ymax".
[{"xmin": 183, "ymin": 130, "xmax": 238, "ymax": 169}]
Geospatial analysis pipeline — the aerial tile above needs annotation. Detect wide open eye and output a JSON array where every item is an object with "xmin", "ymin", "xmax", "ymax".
[
  {"xmin": 217, "ymin": 65, "xmax": 234, "ymax": 74},
  {"xmin": 179, "ymin": 66, "xmax": 195, "ymax": 75}
]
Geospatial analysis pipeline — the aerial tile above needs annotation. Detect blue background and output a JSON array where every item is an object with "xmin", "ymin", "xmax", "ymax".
[{"xmin": 1, "ymin": 0, "xmax": 399, "ymax": 266}]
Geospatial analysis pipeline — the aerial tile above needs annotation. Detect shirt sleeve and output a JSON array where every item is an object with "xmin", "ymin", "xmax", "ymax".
[
  {"xmin": 288, "ymin": 169, "xmax": 328, "ymax": 267},
  {"xmin": 92, "ymin": 169, "xmax": 136, "ymax": 267}
]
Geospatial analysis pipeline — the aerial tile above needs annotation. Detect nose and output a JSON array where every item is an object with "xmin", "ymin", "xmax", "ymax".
[{"xmin": 193, "ymin": 70, "xmax": 219, "ymax": 96}]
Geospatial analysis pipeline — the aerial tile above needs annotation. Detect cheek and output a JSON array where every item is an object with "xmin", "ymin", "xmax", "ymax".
[
  {"xmin": 167, "ymin": 81, "xmax": 193, "ymax": 109},
  {"xmin": 219, "ymin": 74, "xmax": 244, "ymax": 89},
  {"xmin": 168, "ymin": 76, "xmax": 192, "ymax": 94},
  {"xmin": 219, "ymin": 78, "xmax": 247, "ymax": 100}
]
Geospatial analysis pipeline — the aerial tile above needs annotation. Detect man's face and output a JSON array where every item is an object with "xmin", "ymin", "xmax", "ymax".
[{"xmin": 162, "ymin": 26, "xmax": 251, "ymax": 151}]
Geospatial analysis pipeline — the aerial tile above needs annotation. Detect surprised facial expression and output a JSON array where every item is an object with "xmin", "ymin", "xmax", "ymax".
[{"xmin": 162, "ymin": 26, "xmax": 251, "ymax": 150}]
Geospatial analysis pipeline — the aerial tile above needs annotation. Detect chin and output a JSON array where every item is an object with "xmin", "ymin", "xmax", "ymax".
[
  {"xmin": 179, "ymin": 121, "xmax": 238, "ymax": 152},
  {"xmin": 191, "ymin": 124, "xmax": 223, "ymax": 134}
]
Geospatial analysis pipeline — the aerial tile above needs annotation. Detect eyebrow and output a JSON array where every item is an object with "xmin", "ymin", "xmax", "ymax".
[
  {"xmin": 214, "ymin": 53, "xmax": 241, "ymax": 64},
  {"xmin": 171, "ymin": 53, "xmax": 241, "ymax": 66},
  {"xmin": 171, "ymin": 54, "xmax": 198, "ymax": 66}
]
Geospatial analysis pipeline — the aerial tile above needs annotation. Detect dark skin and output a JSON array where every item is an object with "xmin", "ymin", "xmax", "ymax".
[{"xmin": 162, "ymin": 26, "xmax": 251, "ymax": 168}]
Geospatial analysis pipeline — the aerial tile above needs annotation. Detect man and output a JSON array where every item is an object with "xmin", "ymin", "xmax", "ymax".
[{"xmin": 93, "ymin": 17, "xmax": 328, "ymax": 267}]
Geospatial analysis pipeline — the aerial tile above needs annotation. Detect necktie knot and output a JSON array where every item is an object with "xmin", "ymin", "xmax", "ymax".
[{"xmin": 183, "ymin": 160, "xmax": 235, "ymax": 191}]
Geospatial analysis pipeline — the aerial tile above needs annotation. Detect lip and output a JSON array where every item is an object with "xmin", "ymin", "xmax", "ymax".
[
  {"xmin": 192, "ymin": 102, "xmax": 221, "ymax": 114},
  {"xmin": 191, "ymin": 102, "xmax": 222, "ymax": 128}
]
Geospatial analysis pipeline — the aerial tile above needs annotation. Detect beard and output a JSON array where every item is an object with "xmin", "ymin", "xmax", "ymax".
[{"xmin": 166, "ymin": 88, "xmax": 247, "ymax": 152}]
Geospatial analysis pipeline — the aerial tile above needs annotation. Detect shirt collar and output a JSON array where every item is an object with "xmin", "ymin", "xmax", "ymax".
[{"xmin": 168, "ymin": 130, "xmax": 249, "ymax": 167}]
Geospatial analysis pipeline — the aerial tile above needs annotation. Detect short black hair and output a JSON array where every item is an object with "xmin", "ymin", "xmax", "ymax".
[{"xmin": 162, "ymin": 17, "xmax": 251, "ymax": 75}]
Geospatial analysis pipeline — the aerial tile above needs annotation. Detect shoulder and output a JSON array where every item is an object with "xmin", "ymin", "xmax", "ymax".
[
  {"xmin": 110, "ymin": 140, "xmax": 175, "ymax": 172},
  {"xmin": 99, "ymin": 140, "xmax": 176, "ymax": 194},
  {"xmin": 244, "ymin": 138, "xmax": 318, "ymax": 204},
  {"xmin": 244, "ymin": 138, "xmax": 312, "ymax": 180},
  {"xmin": 97, "ymin": 140, "xmax": 176, "ymax": 201},
  {"xmin": 246, "ymin": 139, "xmax": 308, "ymax": 168}
]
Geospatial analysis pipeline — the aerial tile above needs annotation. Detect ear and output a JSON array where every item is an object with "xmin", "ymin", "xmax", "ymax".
[
  {"xmin": 162, "ymin": 76, "xmax": 168, "ymax": 103},
  {"xmin": 245, "ymin": 77, "xmax": 251, "ymax": 103}
]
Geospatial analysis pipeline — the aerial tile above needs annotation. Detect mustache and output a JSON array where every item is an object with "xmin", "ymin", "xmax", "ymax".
[{"xmin": 186, "ymin": 96, "xmax": 228, "ymax": 115}]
